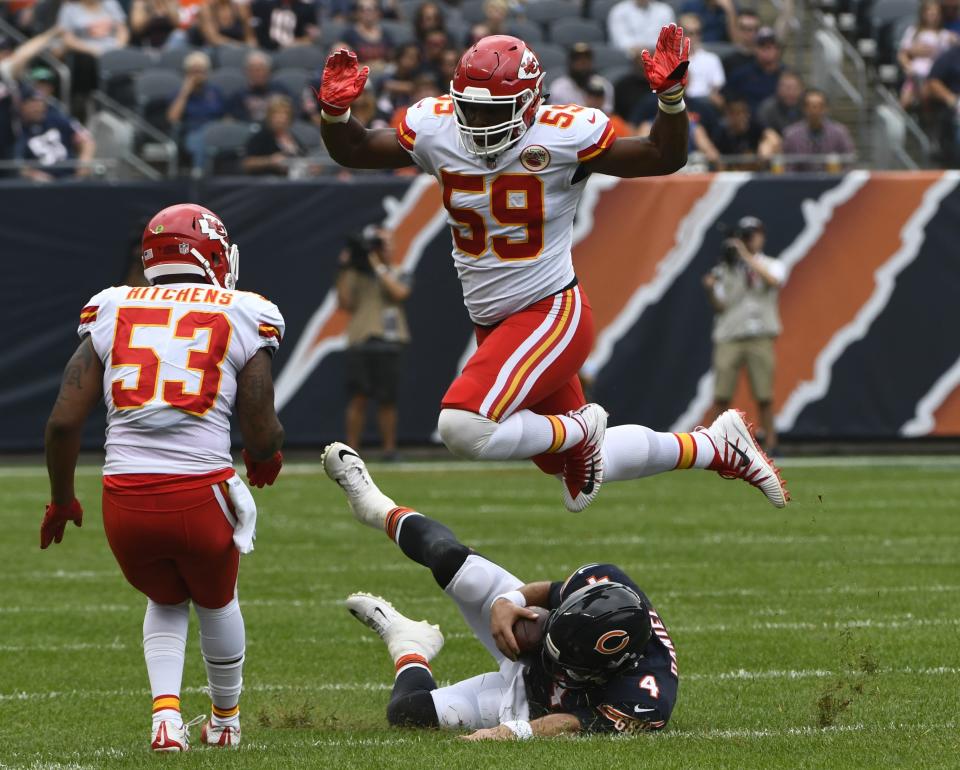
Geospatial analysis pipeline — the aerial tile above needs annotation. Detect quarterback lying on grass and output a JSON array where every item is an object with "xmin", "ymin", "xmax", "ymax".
[{"xmin": 324, "ymin": 443, "xmax": 678, "ymax": 739}]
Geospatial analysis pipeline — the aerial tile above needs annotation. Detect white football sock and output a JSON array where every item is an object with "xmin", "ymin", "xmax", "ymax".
[
  {"xmin": 195, "ymin": 597, "xmax": 245, "ymax": 726},
  {"xmin": 143, "ymin": 599, "xmax": 189, "ymax": 728},
  {"xmin": 481, "ymin": 410, "xmax": 586, "ymax": 459},
  {"xmin": 601, "ymin": 425, "xmax": 716, "ymax": 481}
]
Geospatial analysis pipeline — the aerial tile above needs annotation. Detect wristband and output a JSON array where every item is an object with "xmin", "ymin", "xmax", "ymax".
[
  {"xmin": 494, "ymin": 590, "xmax": 527, "ymax": 608},
  {"xmin": 321, "ymin": 107, "xmax": 351, "ymax": 124},
  {"xmin": 502, "ymin": 720, "xmax": 533, "ymax": 740},
  {"xmin": 658, "ymin": 98, "xmax": 686, "ymax": 114}
]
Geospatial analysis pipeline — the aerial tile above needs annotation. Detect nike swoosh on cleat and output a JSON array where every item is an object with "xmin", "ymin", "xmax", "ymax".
[
  {"xmin": 725, "ymin": 439, "xmax": 750, "ymax": 468},
  {"xmin": 339, "ymin": 449, "xmax": 360, "ymax": 462},
  {"xmin": 580, "ymin": 459, "xmax": 596, "ymax": 496},
  {"xmin": 373, "ymin": 606, "xmax": 387, "ymax": 621}
]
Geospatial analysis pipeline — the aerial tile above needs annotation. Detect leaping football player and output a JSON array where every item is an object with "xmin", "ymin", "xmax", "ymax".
[
  {"xmin": 41, "ymin": 204, "xmax": 285, "ymax": 751},
  {"xmin": 318, "ymin": 27, "xmax": 788, "ymax": 513},
  {"xmin": 324, "ymin": 443, "xmax": 679, "ymax": 738}
]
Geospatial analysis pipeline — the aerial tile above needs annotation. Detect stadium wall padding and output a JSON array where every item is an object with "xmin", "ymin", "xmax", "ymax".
[{"xmin": 2, "ymin": 170, "xmax": 959, "ymax": 451}]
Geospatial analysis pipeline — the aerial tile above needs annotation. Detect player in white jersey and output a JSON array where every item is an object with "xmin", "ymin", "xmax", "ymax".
[
  {"xmin": 41, "ymin": 203, "xmax": 285, "ymax": 751},
  {"xmin": 318, "ymin": 29, "xmax": 788, "ymax": 511}
]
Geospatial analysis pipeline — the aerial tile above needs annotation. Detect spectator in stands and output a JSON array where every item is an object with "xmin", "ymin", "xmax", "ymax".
[
  {"xmin": 228, "ymin": 50, "xmax": 286, "ymax": 123},
  {"xmin": 721, "ymin": 8, "xmax": 759, "ymax": 73},
  {"xmin": 196, "ymin": 0, "xmax": 257, "ymax": 47},
  {"xmin": 941, "ymin": 0, "xmax": 960, "ymax": 34},
  {"xmin": 352, "ymin": 85, "xmax": 384, "ymax": 127},
  {"xmin": 56, "ymin": 0, "xmax": 129, "ymax": 99},
  {"xmin": 129, "ymin": 0, "xmax": 181, "ymax": 49},
  {"xmin": 898, "ymin": 0, "xmax": 957, "ymax": 109},
  {"xmin": 613, "ymin": 51, "xmax": 656, "ymax": 124},
  {"xmin": 1, "ymin": 26, "xmax": 62, "ymax": 163},
  {"xmin": 927, "ymin": 40, "xmax": 960, "ymax": 161},
  {"xmin": 680, "ymin": 13, "xmax": 725, "ymax": 110},
  {"xmin": 756, "ymin": 69, "xmax": 803, "ymax": 135},
  {"xmin": 166, "ymin": 50, "xmax": 226, "ymax": 170},
  {"xmin": 389, "ymin": 71, "xmax": 439, "ymax": 127},
  {"xmin": 482, "ymin": 0, "xmax": 509, "ymax": 37},
  {"xmin": 421, "ymin": 28, "xmax": 451, "ymax": 78},
  {"xmin": 375, "ymin": 43, "xmax": 423, "ymax": 117},
  {"xmin": 437, "ymin": 46, "xmax": 459, "ymax": 87},
  {"xmin": 344, "ymin": 0, "xmax": 396, "ymax": 70},
  {"xmin": 781, "ymin": 89, "xmax": 855, "ymax": 170},
  {"xmin": 701, "ymin": 96, "xmax": 779, "ymax": 169},
  {"xmin": 412, "ymin": 1, "xmax": 445, "ymax": 44},
  {"xmin": 465, "ymin": 23, "xmax": 490, "ymax": 47},
  {"xmin": 242, "ymin": 93, "xmax": 306, "ymax": 175},
  {"xmin": 250, "ymin": 0, "xmax": 317, "ymax": 50},
  {"xmin": 607, "ymin": 0, "xmax": 675, "ymax": 56},
  {"xmin": 26, "ymin": 65, "xmax": 58, "ymax": 99},
  {"xmin": 16, "ymin": 89, "xmax": 96, "ymax": 180},
  {"xmin": 679, "ymin": 0, "xmax": 737, "ymax": 43},
  {"xmin": 725, "ymin": 26, "xmax": 783, "ymax": 110},
  {"xmin": 549, "ymin": 42, "xmax": 614, "ymax": 114}
]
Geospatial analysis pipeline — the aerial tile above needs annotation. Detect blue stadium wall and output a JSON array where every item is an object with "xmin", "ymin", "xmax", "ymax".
[{"xmin": 2, "ymin": 170, "xmax": 960, "ymax": 451}]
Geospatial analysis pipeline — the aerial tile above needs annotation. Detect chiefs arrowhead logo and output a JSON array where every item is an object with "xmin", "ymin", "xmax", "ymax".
[{"xmin": 518, "ymin": 48, "xmax": 541, "ymax": 80}]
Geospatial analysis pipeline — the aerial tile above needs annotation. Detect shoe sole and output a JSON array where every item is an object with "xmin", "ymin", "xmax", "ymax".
[
  {"xmin": 562, "ymin": 408, "xmax": 608, "ymax": 513},
  {"xmin": 727, "ymin": 409, "xmax": 789, "ymax": 508}
]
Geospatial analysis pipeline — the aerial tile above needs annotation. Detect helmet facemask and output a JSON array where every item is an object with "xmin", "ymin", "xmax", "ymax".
[{"xmin": 451, "ymin": 85, "xmax": 536, "ymax": 158}]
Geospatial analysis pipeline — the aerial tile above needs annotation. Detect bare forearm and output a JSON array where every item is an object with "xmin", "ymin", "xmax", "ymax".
[
  {"xmin": 45, "ymin": 426, "xmax": 81, "ymax": 505},
  {"xmin": 321, "ymin": 116, "xmax": 376, "ymax": 167},
  {"xmin": 518, "ymin": 581, "xmax": 552, "ymax": 607},
  {"xmin": 378, "ymin": 272, "xmax": 410, "ymax": 302},
  {"xmin": 236, "ymin": 351, "xmax": 284, "ymax": 459},
  {"xmin": 529, "ymin": 713, "xmax": 581, "ymax": 736},
  {"xmin": 647, "ymin": 108, "xmax": 689, "ymax": 173}
]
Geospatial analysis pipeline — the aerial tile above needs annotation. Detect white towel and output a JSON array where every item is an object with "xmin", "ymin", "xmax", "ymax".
[{"xmin": 224, "ymin": 475, "xmax": 258, "ymax": 554}]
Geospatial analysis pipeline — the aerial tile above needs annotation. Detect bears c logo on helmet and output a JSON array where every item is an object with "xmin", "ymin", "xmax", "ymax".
[{"xmin": 594, "ymin": 629, "xmax": 631, "ymax": 655}]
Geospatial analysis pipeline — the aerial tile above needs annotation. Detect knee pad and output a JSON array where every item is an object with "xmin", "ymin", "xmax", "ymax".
[
  {"xmin": 437, "ymin": 409, "xmax": 496, "ymax": 460},
  {"xmin": 424, "ymin": 538, "xmax": 471, "ymax": 589},
  {"xmin": 386, "ymin": 690, "xmax": 440, "ymax": 728}
]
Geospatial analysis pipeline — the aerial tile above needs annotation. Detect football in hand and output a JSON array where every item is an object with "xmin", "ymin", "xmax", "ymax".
[{"xmin": 513, "ymin": 606, "xmax": 550, "ymax": 654}]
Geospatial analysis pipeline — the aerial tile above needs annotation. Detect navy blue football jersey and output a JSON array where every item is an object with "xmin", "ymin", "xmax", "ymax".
[{"xmin": 523, "ymin": 563, "xmax": 679, "ymax": 734}]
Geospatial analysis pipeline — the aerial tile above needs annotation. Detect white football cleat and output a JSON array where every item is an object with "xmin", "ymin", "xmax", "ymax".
[
  {"xmin": 561, "ymin": 403, "xmax": 608, "ymax": 513},
  {"xmin": 701, "ymin": 408, "xmax": 789, "ymax": 508},
  {"xmin": 322, "ymin": 442, "xmax": 397, "ymax": 529},
  {"xmin": 150, "ymin": 719, "xmax": 189, "ymax": 753},
  {"xmin": 200, "ymin": 720, "xmax": 241, "ymax": 747},
  {"xmin": 345, "ymin": 592, "xmax": 444, "ymax": 663}
]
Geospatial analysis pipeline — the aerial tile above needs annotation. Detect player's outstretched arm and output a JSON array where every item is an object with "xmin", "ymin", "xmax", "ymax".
[
  {"xmin": 585, "ymin": 24, "xmax": 690, "ymax": 178},
  {"xmin": 318, "ymin": 50, "xmax": 414, "ymax": 170},
  {"xmin": 458, "ymin": 714, "xmax": 581, "ymax": 740},
  {"xmin": 42, "ymin": 337, "xmax": 104, "ymax": 548}
]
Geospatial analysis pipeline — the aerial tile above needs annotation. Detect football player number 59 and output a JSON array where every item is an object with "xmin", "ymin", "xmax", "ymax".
[
  {"xmin": 440, "ymin": 170, "xmax": 545, "ymax": 261},
  {"xmin": 111, "ymin": 307, "xmax": 231, "ymax": 415}
]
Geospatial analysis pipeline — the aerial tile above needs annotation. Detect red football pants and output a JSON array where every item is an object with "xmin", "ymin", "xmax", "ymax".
[
  {"xmin": 102, "ymin": 483, "xmax": 239, "ymax": 607},
  {"xmin": 441, "ymin": 284, "xmax": 593, "ymax": 475}
]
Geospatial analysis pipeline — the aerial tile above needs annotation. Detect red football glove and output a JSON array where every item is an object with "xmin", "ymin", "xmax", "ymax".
[
  {"xmin": 641, "ymin": 24, "xmax": 691, "ymax": 95},
  {"xmin": 243, "ymin": 449, "xmax": 283, "ymax": 488},
  {"xmin": 318, "ymin": 49, "xmax": 370, "ymax": 116},
  {"xmin": 40, "ymin": 498, "xmax": 83, "ymax": 550}
]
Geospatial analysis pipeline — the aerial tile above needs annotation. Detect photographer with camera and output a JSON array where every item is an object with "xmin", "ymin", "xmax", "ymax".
[
  {"xmin": 702, "ymin": 216, "xmax": 786, "ymax": 454},
  {"xmin": 336, "ymin": 225, "xmax": 411, "ymax": 459}
]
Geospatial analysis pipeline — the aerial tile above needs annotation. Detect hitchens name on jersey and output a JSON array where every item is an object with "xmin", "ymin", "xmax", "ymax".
[{"xmin": 124, "ymin": 285, "xmax": 235, "ymax": 306}]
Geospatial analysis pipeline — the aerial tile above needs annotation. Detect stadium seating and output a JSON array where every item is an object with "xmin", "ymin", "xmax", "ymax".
[
  {"xmin": 135, "ymin": 69, "xmax": 182, "ymax": 128},
  {"xmin": 271, "ymin": 68, "xmax": 311, "ymax": 98},
  {"xmin": 590, "ymin": 42, "xmax": 630, "ymax": 70},
  {"xmin": 214, "ymin": 45, "xmax": 258, "ymax": 69},
  {"xmin": 525, "ymin": 0, "xmax": 584, "ymax": 26},
  {"xmin": 458, "ymin": 0, "xmax": 487, "ymax": 25},
  {"xmin": 533, "ymin": 42, "xmax": 567, "ymax": 75},
  {"xmin": 273, "ymin": 44, "xmax": 327, "ymax": 72},
  {"xmin": 99, "ymin": 48, "xmax": 155, "ymax": 105},
  {"xmin": 507, "ymin": 19, "xmax": 545, "ymax": 44},
  {"xmin": 202, "ymin": 120, "xmax": 254, "ymax": 173},
  {"xmin": 291, "ymin": 120, "xmax": 323, "ymax": 151},
  {"xmin": 548, "ymin": 17, "xmax": 605, "ymax": 45},
  {"xmin": 382, "ymin": 19, "xmax": 417, "ymax": 46},
  {"xmin": 208, "ymin": 68, "xmax": 248, "ymax": 101},
  {"xmin": 156, "ymin": 47, "xmax": 192, "ymax": 72},
  {"xmin": 588, "ymin": 0, "xmax": 618, "ymax": 22}
]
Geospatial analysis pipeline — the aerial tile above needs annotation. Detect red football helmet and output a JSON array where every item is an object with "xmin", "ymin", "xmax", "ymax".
[
  {"xmin": 451, "ymin": 35, "xmax": 545, "ymax": 158},
  {"xmin": 141, "ymin": 204, "xmax": 239, "ymax": 289}
]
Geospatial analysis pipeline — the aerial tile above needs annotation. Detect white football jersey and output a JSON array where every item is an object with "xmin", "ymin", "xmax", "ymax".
[
  {"xmin": 78, "ymin": 283, "xmax": 284, "ymax": 475},
  {"xmin": 399, "ymin": 96, "xmax": 616, "ymax": 325}
]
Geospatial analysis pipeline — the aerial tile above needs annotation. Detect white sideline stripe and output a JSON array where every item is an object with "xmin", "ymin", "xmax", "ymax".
[
  {"xmin": 585, "ymin": 173, "xmax": 750, "ymax": 380},
  {"xmin": 777, "ymin": 170, "xmax": 960, "ymax": 432},
  {"xmin": 671, "ymin": 171, "xmax": 870, "ymax": 432},
  {"xmin": 902, "ymin": 352, "xmax": 960, "ymax": 436},
  {"xmin": 4, "ymin": 668, "xmax": 958, "ymax": 703},
  {"xmin": 273, "ymin": 175, "xmax": 447, "ymax": 411},
  {"xmin": 4, "ymin": 454, "xmax": 960, "ymax": 480}
]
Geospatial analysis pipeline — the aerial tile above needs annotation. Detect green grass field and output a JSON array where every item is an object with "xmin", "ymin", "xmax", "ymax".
[{"xmin": 1, "ymin": 457, "xmax": 958, "ymax": 769}]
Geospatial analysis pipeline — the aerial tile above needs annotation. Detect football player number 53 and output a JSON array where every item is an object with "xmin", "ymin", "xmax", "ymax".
[
  {"xmin": 440, "ymin": 170, "xmax": 545, "ymax": 261},
  {"xmin": 111, "ymin": 307, "xmax": 231, "ymax": 415}
]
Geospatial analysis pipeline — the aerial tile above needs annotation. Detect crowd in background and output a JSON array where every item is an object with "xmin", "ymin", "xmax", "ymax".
[{"xmin": 0, "ymin": 0, "xmax": 873, "ymax": 179}]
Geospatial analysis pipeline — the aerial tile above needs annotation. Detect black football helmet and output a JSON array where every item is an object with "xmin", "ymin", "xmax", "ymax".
[{"xmin": 541, "ymin": 581, "xmax": 651, "ymax": 688}]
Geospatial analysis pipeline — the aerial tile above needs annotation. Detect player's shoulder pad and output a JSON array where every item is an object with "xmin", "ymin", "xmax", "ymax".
[
  {"xmin": 399, "ymin": 95, "xmax": 455, "ymax": 146},
  {"xmin": 77, "ymin": 285, "xmax": 122, "ymax": 336},
  {"xmin": 233, "ymin": 289, "xmax": 285, "ymax": 346}
]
